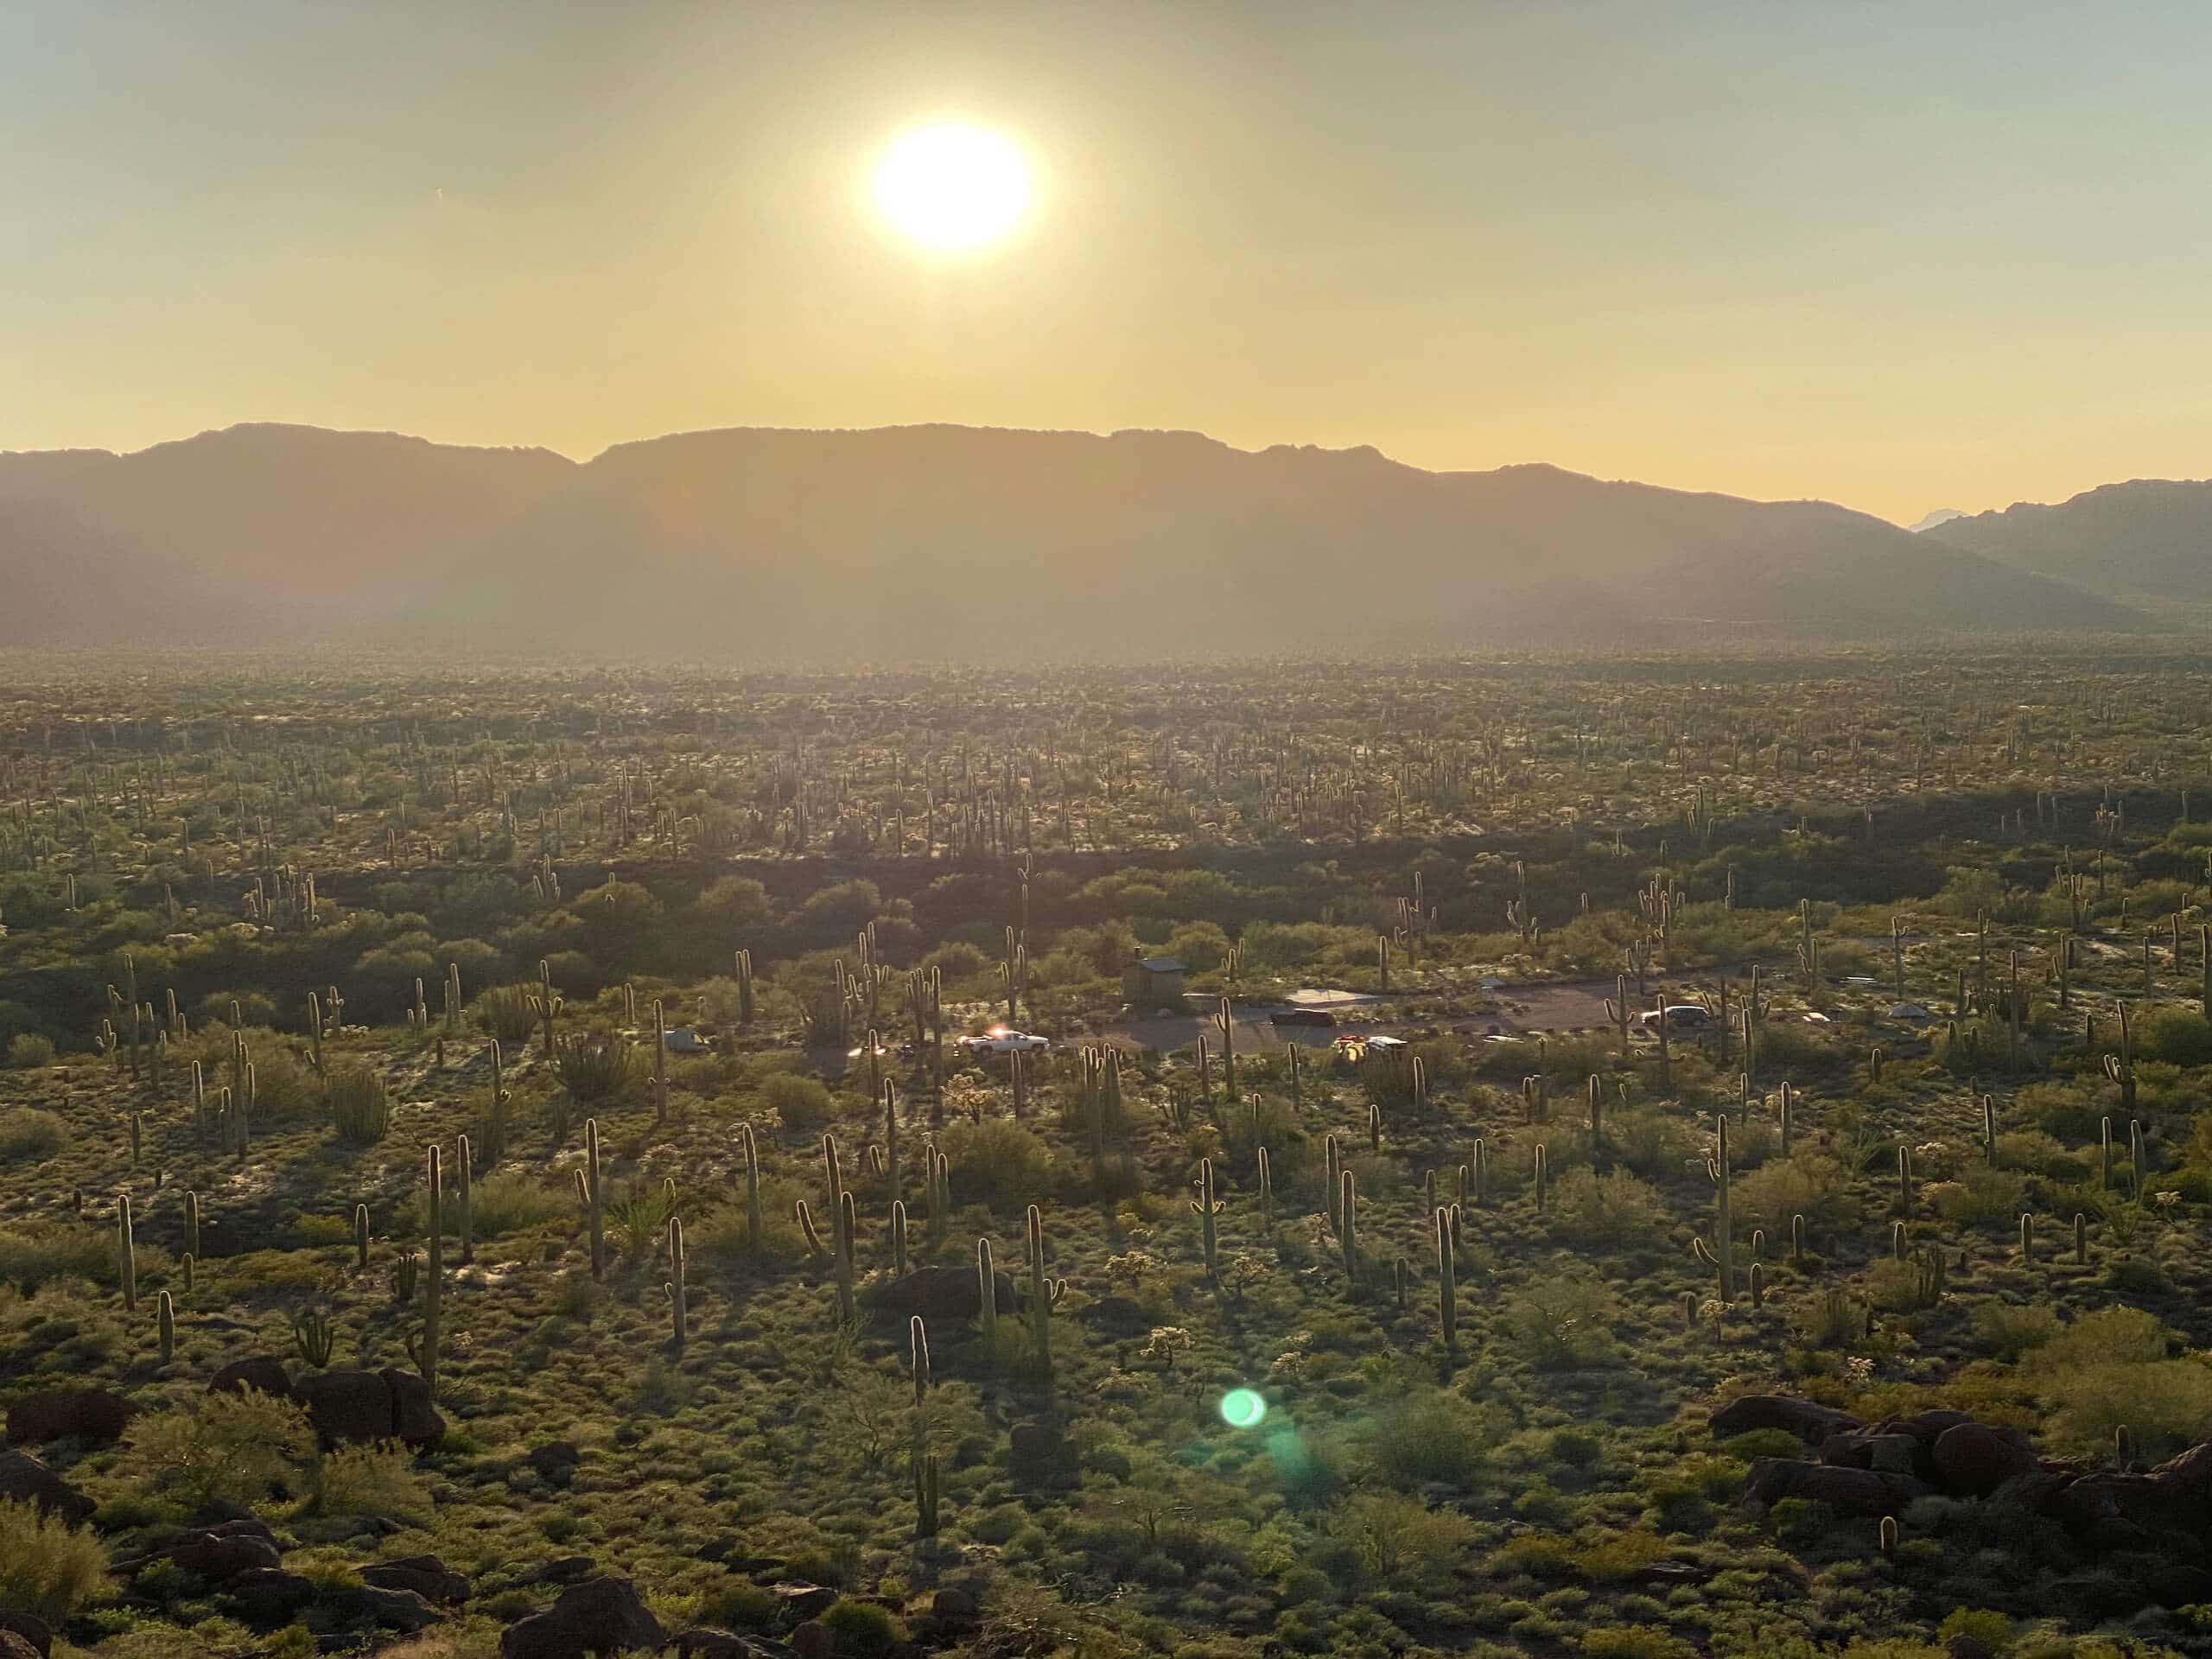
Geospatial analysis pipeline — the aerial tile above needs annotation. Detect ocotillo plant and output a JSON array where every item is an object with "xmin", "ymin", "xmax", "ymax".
[
  {"xmin": 1192, "ymin": 1158, "xmax": 1224, "ymax": 1281},
  {"xmin": 665, "ymin": 1216, "xmax": 689, "ymax": 1348}
]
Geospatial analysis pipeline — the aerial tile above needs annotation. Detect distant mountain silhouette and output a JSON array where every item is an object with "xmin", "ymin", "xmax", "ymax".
[
  {"xmin": 1923, "ymin": 479, "xmax": 2212, "ymax": 602},
  {"xmin": 1906, "ymin": 508, "xmax": 1967, "ymax": 533},
  {"xmin": 0, "ymin": 422, "xmax": 2142, "ymax": 655}
]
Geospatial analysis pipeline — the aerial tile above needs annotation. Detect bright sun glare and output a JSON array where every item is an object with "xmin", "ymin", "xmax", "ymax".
[{"xmin": 873, "ymin": 124, "xmax": 1031, "ymax": 251}]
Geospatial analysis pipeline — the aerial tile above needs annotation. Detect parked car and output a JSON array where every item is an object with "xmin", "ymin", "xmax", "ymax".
[
  {"xmin": 1636, "ymin": 1004, "xmax": 1713, "ymax": 1031},
  {"xmin": 1270, "ymin": 1007, "xmax": 1338, "ymax": 1027},
  {"xmin": 957, "ymin": 1027, "xmax": 1052, "ymax": 1055}
]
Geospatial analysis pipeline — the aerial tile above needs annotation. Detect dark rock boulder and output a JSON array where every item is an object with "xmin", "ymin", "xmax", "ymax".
[
  {"xmin": 207, "ymin": 1356, "xmax": 298, "ymax": 1402},
  {"xmin": 874, "ymin": 1265, "xmax": 1021, "ymax": 1323},
  {"xmin": 354, "ymin": 1584, "xmax": 444, "ymax": 1632},
  {"xmin": 1932, "ymin": 1424, "xmax": 2038, "ymax": 1495},
  {"xmin": 382, "ymin": 1369, "xmax": 444, "ymax": 1446},
  {"xmin": 1888, "ymin": 1408, "xmax": 1975, "ymax": 1441},
  {"xmin": 5, "ymin": 1387, "xmax": 139, "ymax": 1446},
  {"xmin": 790, "ymin": 1621, "xmax": 831, "ymax": 1659},
  {"xmin": 499, "ymin": 1575, "xmax": 666, "ymax": 1659},
  {"xmin": 164, "ymin": 1529, "xmax": 284, "ymax": 1584},
  {"xmin": 0, "ymin": 1612, "xmax": 50, "ymax": 1657},
  {"xmin": 0, "ymin": 1450, "xmax": 93, "ymax": 1524},
  {"xmin": 362, "ymin": 1555, "xmax": 472, "ymax": 1605},
  {"xmin": 771, "ymin": 1582, "xmax": 838, "ymax": 1619},
  {"xmin": 1712, "ymin": 1395, "xmax": 1862, "ymax": 1444},
  {"xmin": 524, "ymin": 1441, "xmax": 582, "ymax": 1484},
  {"xmin": 1819, "ymin": 1431, "xmax": 1929, "ymax": 1478},
  {"xmin": 0, "ymin": 1632, "xmax": 38, "ymax": 1659},
  {"xmin": 297, "ymin": 1369, "xmax": 444, "ymax": 1449},
  {"xmin": 1742, "ymin": 1457, "xmax": 1932, "ymax": 1516}
]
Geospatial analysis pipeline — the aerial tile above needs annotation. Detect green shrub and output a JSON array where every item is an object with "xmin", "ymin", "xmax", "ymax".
[
  {"xmin": 475, "ymin": 984, "xmax": 542, "ymax": 1046},
  {"xmin": 555, "ymin": 1033, "xmax": 637, "ymax": 1105},
  {"xmin": 4, "ymin": 1034, "xmax": 56, "ymax": 1070},
  {"xmin": 1972, "ymin": 1301, "xmax": 2060, "ymax": 1362},
  {"xmin": 762, "ymin": 1073, "xmax": 836, "ymax": 1131},
  {"xmin": 1581, "ymin": 1626, "xmax": 1698, "ymax": 1659},
  {"xmin": 940, "ymin": 1118, "xmax": 1055, "ymax": 1211},
  {"xmin": 1359, "ymin": 1388, "xmax": 1505, "ymax": 1490},
  {"xmin": 1503, "ymin": 1266, "xmax": 1618, "ymax": 1370},
  {"xmin": 2139, "ymin": 1009, "xmax": 2212, "ymax": 1068},
  {"xmin": 1930, "ymin": 1166, "xmax": 2028, "ymax": 1228},
  {"xmin": 324, "ymin": 1066, "xmax": 391, "ymax": 1145},
  {"xmin": 0, "ymin": 1497, "xmax": 111, "ymax": 1621},
  {"xmin": 0, "ymin": 1222, "xmax": 115, "ymax": 1293},
  {"xmin": 0, "ymin": 1108, "xmax": 67, "ymax": 1164},
  {"xmin": 1338, "ymin": 1491, "xmax": 1477, "ymax": 1586},
  {"xmin": 115, "ymin": 1389, "xmax": 316, "ymax": 1511},
  {"xmin": 311, "ymin": 1441, "xmax": 434, "ymax": 1523},
  {"xmin": 820, "ymin": 1598, "xmax": 908, "ymax": 1657},
  {"xmin": 1548, "ymin": 1168, "xmax": 1668, "ymax": 1248},
  {"xmin": 1937, "ymin": 1610, "xmax": 2016, "ymax": 1656},
  {"xmin": 1735, "ymin": 1153, "xmax": 1856, "ymax": 1234}
]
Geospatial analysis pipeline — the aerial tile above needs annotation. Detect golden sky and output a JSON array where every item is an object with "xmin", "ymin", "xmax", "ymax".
[{"xmin": 7, "ymin": 1, "xmax": 2212, "ymax": 524}]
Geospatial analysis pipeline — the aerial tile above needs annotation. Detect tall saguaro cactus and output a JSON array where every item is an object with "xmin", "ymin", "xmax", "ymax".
[
  {"xmin": 420, "ymin": 1144, "xmax": 443, "ymax": 1398},
  {"xmin": 1691, "ymin": 1116, "xmax": 1734, "ymax": 1302}
]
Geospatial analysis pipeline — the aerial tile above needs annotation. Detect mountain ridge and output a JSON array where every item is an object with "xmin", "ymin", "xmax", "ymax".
[{"xmin": 0, "ymin": 421, "xmax": 2146, "ymax": 657}]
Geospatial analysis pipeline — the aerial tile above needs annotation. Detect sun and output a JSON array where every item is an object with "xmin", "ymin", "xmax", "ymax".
[{"xmin": 872, "ymin": 124, "xmax": 1032, "ymax": 251}]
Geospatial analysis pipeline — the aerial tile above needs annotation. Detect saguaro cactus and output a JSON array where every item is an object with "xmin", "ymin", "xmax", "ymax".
[
  {"xmin": 353, "ymin": 1202, "xmax": 370, "ymax": 1269},
  {"xmin": 1025, "ymin": 1204, "xmax": 1066, "ymax": 1376},
  {"xmin": 666, "ymin": 1216, "xmax": 689, "ymax": 1348},
  {"xmin": 976, "ymin": 1236, "xmax": 997, "ymax": 1344},
  {"xmin": 455, "ymin": 1133, "xmax": 475, "ymax": 1265},
  {"xmin": 1192, "ymin": 1158, "xmax": 1224, "ymax": 1281},
  {"xmin": 1436, "ymin": 1208, "xmax": 1457, "ymax": 1350},
  {"xmin": 157, "ymin": 1288, "xmax": 175, "ymax": 1363},
  {"xmin": 1338, "ymin": 1170, "xmax": 1358, "ymax": 1290},
  {"xmin": 1690, "ymin": 1116, "xmax": 1734, "ymax": 1302},
  {"xmin": 577, "ymin": 1118, "xmax": 606, "ymax": 1280},
  {"xmin": 118, "ymin": 1195, "xmax": 137, "ymax": 1313},
  {"xmin": 421, "ymin": 1144, "xmax": 443, "ymax": 1397}
]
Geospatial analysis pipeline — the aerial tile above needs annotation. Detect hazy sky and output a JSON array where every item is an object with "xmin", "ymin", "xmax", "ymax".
[{"xmin": 6, "ymin": 0, "xmax": 2210, "ymax": 521}]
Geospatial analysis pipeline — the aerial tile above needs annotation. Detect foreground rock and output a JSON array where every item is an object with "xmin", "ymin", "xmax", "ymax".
[
  {"xmin": 6, "ymin": 1387, "xmax": 141, "ymax": 1446},
  {"xmin": 499, "ymin": 1575, "xmax": 665, "ymax": 1659},
  {"xmin": 0, "ymin": 1612, "xmax": 50, "ymax": 1657},
  {"xmin": 0, "ymin": 1450, "xmax": 93, "ymax": 1524}
]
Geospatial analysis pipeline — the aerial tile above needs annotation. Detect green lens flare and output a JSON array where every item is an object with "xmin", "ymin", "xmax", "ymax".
[{"xmin": 1219, "ymin": 1388, "xmax": 1267, "ymax": 1428}]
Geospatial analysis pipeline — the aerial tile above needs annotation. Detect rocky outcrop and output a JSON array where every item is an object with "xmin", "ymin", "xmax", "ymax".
[
  {"xmin": 1743, "ymin": 1457, "xmax": 1933, "ymax": 1516},
  {"xmin": 5, "ymin": 1387, "xmax": 140, "ymax": 1446},
  {"xmin": 498, "ymin": 1575, "xmax": 666, "ymax": 1659},
  {"xmin": 1710, "ymin": 1395, "xmax": 1863, "ymax": 1444}
]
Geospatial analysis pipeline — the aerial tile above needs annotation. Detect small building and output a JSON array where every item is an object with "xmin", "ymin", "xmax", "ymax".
[{"xmin": 1125, "ymin": 954, "xmax": 1188, "ymax": 1010}]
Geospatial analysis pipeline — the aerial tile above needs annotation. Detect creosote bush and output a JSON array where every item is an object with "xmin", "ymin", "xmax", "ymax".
[
  {"xmin": 0, "ymin": 1497, "xmax": 111, "ymax": 1623},
  {"xmin": 0, "ymin": 1106, "xmax": 68, "ymax": 1163},
  {"xmin": 115, "ymin": 1388, "xmax": 317, "ymax": 1512}
]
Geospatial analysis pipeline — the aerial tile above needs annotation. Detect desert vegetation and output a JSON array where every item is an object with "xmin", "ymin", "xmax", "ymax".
[{"xmin": 3, "ymin": 648, "xmax": 2212, "ymax": 1658}]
